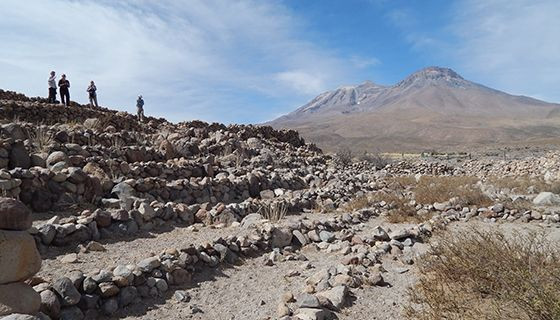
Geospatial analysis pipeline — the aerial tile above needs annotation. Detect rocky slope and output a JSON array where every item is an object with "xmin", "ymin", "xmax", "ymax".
[
  {"xmin": 1, "ymin": 88, "xmax": 560, "ymax": 320},
  {"xmin": 269, "ymin": 67, "xmax": 560, "ymax": 152}
]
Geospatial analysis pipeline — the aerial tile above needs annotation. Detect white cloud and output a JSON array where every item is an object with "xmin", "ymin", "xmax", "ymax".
[
  {"xmin": 275, "ymin": 70, "xmax": 325, "ymax": 95},
  {"xmin": 0, "ymin": 0, "xmax": 377, "ymax": 123},
  {"xmin": 450, "ymin": 0, "xmax": 560, "ymax": 101}
]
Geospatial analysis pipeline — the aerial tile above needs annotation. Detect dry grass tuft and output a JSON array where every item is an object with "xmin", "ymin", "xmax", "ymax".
[
  {"xmin": 343, "ymin": 195, "xmax": 373, "ymax": 212},
  {"xmin": 373, "ymin": 192, "xmax": 430, "ymax": 223},
  {"xmin": 406, "ymin": 228, "xmax": 560, "ymax": 320},
  {"xmin": 414, "ymin": 176, "xmax": 491, "ymax": 207},
  {"xmin": 27, "ymin": 126, "xmax": 54, "ymax": 153},
  {"xmin": 259, "ymin": 201, "xmax": 288, "ymax": 222},
  {"xmin": 488, "ymin": 175, "xmax": 548, "ymax": 194}
]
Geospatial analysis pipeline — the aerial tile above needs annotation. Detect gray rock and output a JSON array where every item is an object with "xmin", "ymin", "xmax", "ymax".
[
  {"xmin": 293, "ymin": 229, "xmax": 308, "ymax": 246},
  {"xmin": 299, "ymin": 294, "xmax": 321, "ymax": 308},
  {"xmin": 111, "ymin": 182, "xmax": 135, "ymax": 200},
  {"xmin": 40, "ymin": 289, "xmax": 60, "ymax": 319},
  {"xmin": 38, "ymin": 224, "xmax": 56, "ymax": 245},
  {"xmin": 0, "ymin": 282, "xmax": 41, "ymax": 316},
  {"xmin": 316, "ymin": 285, "xmax": 348, "ymax": 309},
  {"xmin": 98, "ymin": 282, "xmax": 119, "ymax": 298},
  {"xmin": 371, "ymin": 226, "xmax": 390, "ymax": 241},
  {"xmin": 92, "ymin": 270, "xmax": 113, "ymax": 283},
  {"xmin": 59, "ymin": 306, "xmax": 84, "ymax": 320},
  {"xmin": 271, "ymin": 227, "xmax": 293, "ymax": 248},
  {"xmin": 9, "ymin": 141, "xmax": 31, "ymax": 169},
  {"xmin": 137, "ymin": 256, "xmax": 161, "ymax": 272},
  {"xmin": 0, "ymin": 230, "xmax": 42, "ymax": 284},
  {"xmin": 533, "ymin": 192, "xmax": 560, "ymax": 206},
  {"xmin": 118, "ymin": 286, "xmax": 138, "ymax": 307},
  {"xmin": 155, "ymin": 278, "xmax": 168, "ymax": 293},
  {"xmin": 52, "ymin": 277, "xmax": 81, "ymax": 306},
  {"xmin": 0, "ymin": 197, "xmax": 32, "ymax": 230},
  {"xmin": 319, "ymin": 230, "xmax": 335, "ymax": 243},
  {"xmin": 78, "ymin": 294, "xmax": 99, "ymax": 310},
  {"xmin": 46, "ymin": 151, "xmax": 68, "ymax": 168},
  {"xmin": 138, "ymin": 203, "xmax": 156, "ymax": 220},
  {"xmin": 101, "ymin": 297, "xmax": 118, "ymax": 315},
  {"xmin": 82, "ymin": 277, "xmax": 98, "ymax": 294}
]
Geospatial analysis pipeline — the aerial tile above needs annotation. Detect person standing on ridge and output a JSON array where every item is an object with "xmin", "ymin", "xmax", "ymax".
[
  {"xmin": 58, "ymin": 74, "xmax": 71, "ymax": 106},
  {"xmin": 136, "ymin": 95, "xmax": 145, "ymax": 122},
  {"xmin": 47, "ymin": 71, "xmax": 57, "ymax": 103},
  {"xmin": 87, "ymin": 81, "xmax": 98, "ymax": 107}
]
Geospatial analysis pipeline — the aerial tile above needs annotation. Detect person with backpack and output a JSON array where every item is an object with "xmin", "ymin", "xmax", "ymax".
[
  {"xmin": 47, "ymin": 71, "xmax": 57, "ymax": 103},
  {"xmin": 58, "ymin": 74, "xmax": 71, "ymax": 106},
  {"xmin": 87, "ymin": 81, "xmax": 98, "ymax": 107},
  {"xmin": 136, "ymin": 95, "xmax": 145, "ymax": 122}
]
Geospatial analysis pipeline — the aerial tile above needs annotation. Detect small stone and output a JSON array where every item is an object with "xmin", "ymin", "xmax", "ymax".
[
  {"xmin": 86, "ymin": 241, "xmax": 106, "ymax": 252},
  {"xmin": 98, "ymin": 282, "xmax": 119, "ymax": 298},
  {"xmin": 319, "ymin": 231, "xmax": 335, "ymax": 243},
  {"xmin": 61, "ymin": 253, "xmax": 79, "ymax": 264},
  {"xmin": 52, "ymin": 277, "xmax": 81, "ymax": 306},
  {"xmin": 299, "ymin": 294, "xmax": 321, "ymax": 308},
  {"xmin": 137, "ymin": 256, "xmax": 161, "ymax": 272},
  {"xmin": 174, "ymin": 290, "xmax": 191, "ymax": 302}
]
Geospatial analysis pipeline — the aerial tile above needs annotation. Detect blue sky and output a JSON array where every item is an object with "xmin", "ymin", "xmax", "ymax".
[{"xmin": 0, "ymin": 0, "xmax": 559, "ymax": 123}]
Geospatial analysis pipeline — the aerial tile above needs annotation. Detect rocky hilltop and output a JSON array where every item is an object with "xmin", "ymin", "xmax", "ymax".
[
  {"xmin": 1, "ymin": 88, "xmax": 560, "ymax": 320},
  {"xmin": 269, "ymin": 67, "xmax": 560, "ymax": 152}
]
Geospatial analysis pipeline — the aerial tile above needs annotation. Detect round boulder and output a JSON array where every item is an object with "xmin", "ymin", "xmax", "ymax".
[
  {"xmin": 0, "ymin": 230, "xmax": 41, "ymax": 284},
  {"xmin": 0, "ymin": 197, "xmax": 32, "ymax": 230},
  {"xmin": 0, "ymin": 282, "xmax": 41, "ymax": 316}
]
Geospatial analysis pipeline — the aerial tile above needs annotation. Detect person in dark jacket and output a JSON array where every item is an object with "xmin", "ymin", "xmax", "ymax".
[
  {"xmin": 47, "ymin": 71, "xmax": 57, "ymax": 103},
  {"xmin": 136, "ymin": 95, "xmax": 145, "ymax": 122},
  {"xmin": 87, "ymin": 81, "xmax": 98, "ymax": 107},
  {"xmin": 58, "ymin": 74, "xmax": 71, "ymax": 106}
]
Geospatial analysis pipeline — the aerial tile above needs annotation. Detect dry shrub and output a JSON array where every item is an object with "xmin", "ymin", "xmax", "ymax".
[
  {"xmin": 386, "ymin": 176, "xmax": 417, "ymax": 191},
  {"xmin": 335, "ymin": 146, "xmax": 353, "ymax": 167},
  {"xmin": 488, "ymin": 175, "xmax": 548, "ymax": 193},
  {"xmin": 359, "ymin": 152, "xmax": 391, "ymax": 169},
  {"xmin": 27, "ymin": 126, "xmax": 54, "ymax": 153},
  {"xmin": 258, "ymin": 201, "xmax": 288, "ymax": 222},
  {"xmin": 372, "ymin": 192, "xmax": 429, "ymax": 223},
  {"xmin": 343, "ymin": 195, "xmax": 372, "ymax": 211},
  {"xmin": 414, "ymin": 176, "xmax": 491, "ymax": 207},
  {"xmin": 406, "ymin": 229, "xmax": 560, "ymax": 320}
]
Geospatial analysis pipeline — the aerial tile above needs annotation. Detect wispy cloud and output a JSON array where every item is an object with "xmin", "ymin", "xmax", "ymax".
[
  {"xmin": 450, "ymin": 0, "xmax": 560, "ymax": 101},
  {"xmin": 0, "ymin": 0, "xmax": 376, "ymax": 123}
]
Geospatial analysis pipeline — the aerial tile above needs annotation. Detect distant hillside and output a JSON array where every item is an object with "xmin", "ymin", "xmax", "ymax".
[{"xmin": 268, "ymin": 67, "xmax": 560, "ymax": 152}]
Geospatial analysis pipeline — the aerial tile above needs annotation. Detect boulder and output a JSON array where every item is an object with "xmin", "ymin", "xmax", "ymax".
[
  {"xmin": 316, "ymin": 285, "xmax": 348, "ymax": 309},
  {"xmin": 111, "ymin": 182, "xmax": 135, "ymax": 200},
  {"xmin": 533, "ymin": 192, "xmax": 560, "ymax": 206},
  {"xmin": 40, "ymin": 289, "xmax": 61, "ymax": 319},
  {"xmin": 46, "ymin": 151, "xmax": 68, "ymax": 167},
  {"xmin": 83, "ymin": 162, "xmax": 112, "ymax": 192},
  {"xmin": 0, "ymin": 282, "xmax": 41, "ymax": 316},
  {"xmin": 0, "ymin": 230, "xmax": 41, "ymax": 284},
  {"xmin": 52, "ymin": 277, "xmax": 81, "ymax": 306},
  {"xmin": 0, "ymin": 197, "xmax": 32, "ymax": 230},
  {"xmin": 8, "ymin": 141, "xmax": 30, "ymax": 169},
  {"xmin": 271, "ymin": 227, "xmax": 293, "ymax": 248}
]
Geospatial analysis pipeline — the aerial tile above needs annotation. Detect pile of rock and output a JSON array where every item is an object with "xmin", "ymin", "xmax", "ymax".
[{"xmin": 0, "ymin": 198, "xmax": 42, "ymax": 317}]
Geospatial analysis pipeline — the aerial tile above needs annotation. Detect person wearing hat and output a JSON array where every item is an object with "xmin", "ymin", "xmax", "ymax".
[
  {"xmin": 87, "ymin": 81, "xmax": 99, "ymax": 107},
  {"xmin": 47, "ymin": 71, "xmax": 57, "ymax": 103},
  {"xmin": 58, "ymin": 74, "xmax": 71, "ymax": 106},
  {"xmin": 136, "ymin": 95, "xmax": 145, "ymax": 122}
]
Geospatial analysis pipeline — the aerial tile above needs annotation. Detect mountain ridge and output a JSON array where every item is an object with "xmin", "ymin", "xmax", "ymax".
[{"xmin": 269, "ymin": 66, "xmax": 560, "ymax": 152}]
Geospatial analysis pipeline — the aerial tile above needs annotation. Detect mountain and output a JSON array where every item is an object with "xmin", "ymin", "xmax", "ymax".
[{"xmin": 269, "ymin": 67, "xmax": 560, "ymax": 152}]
